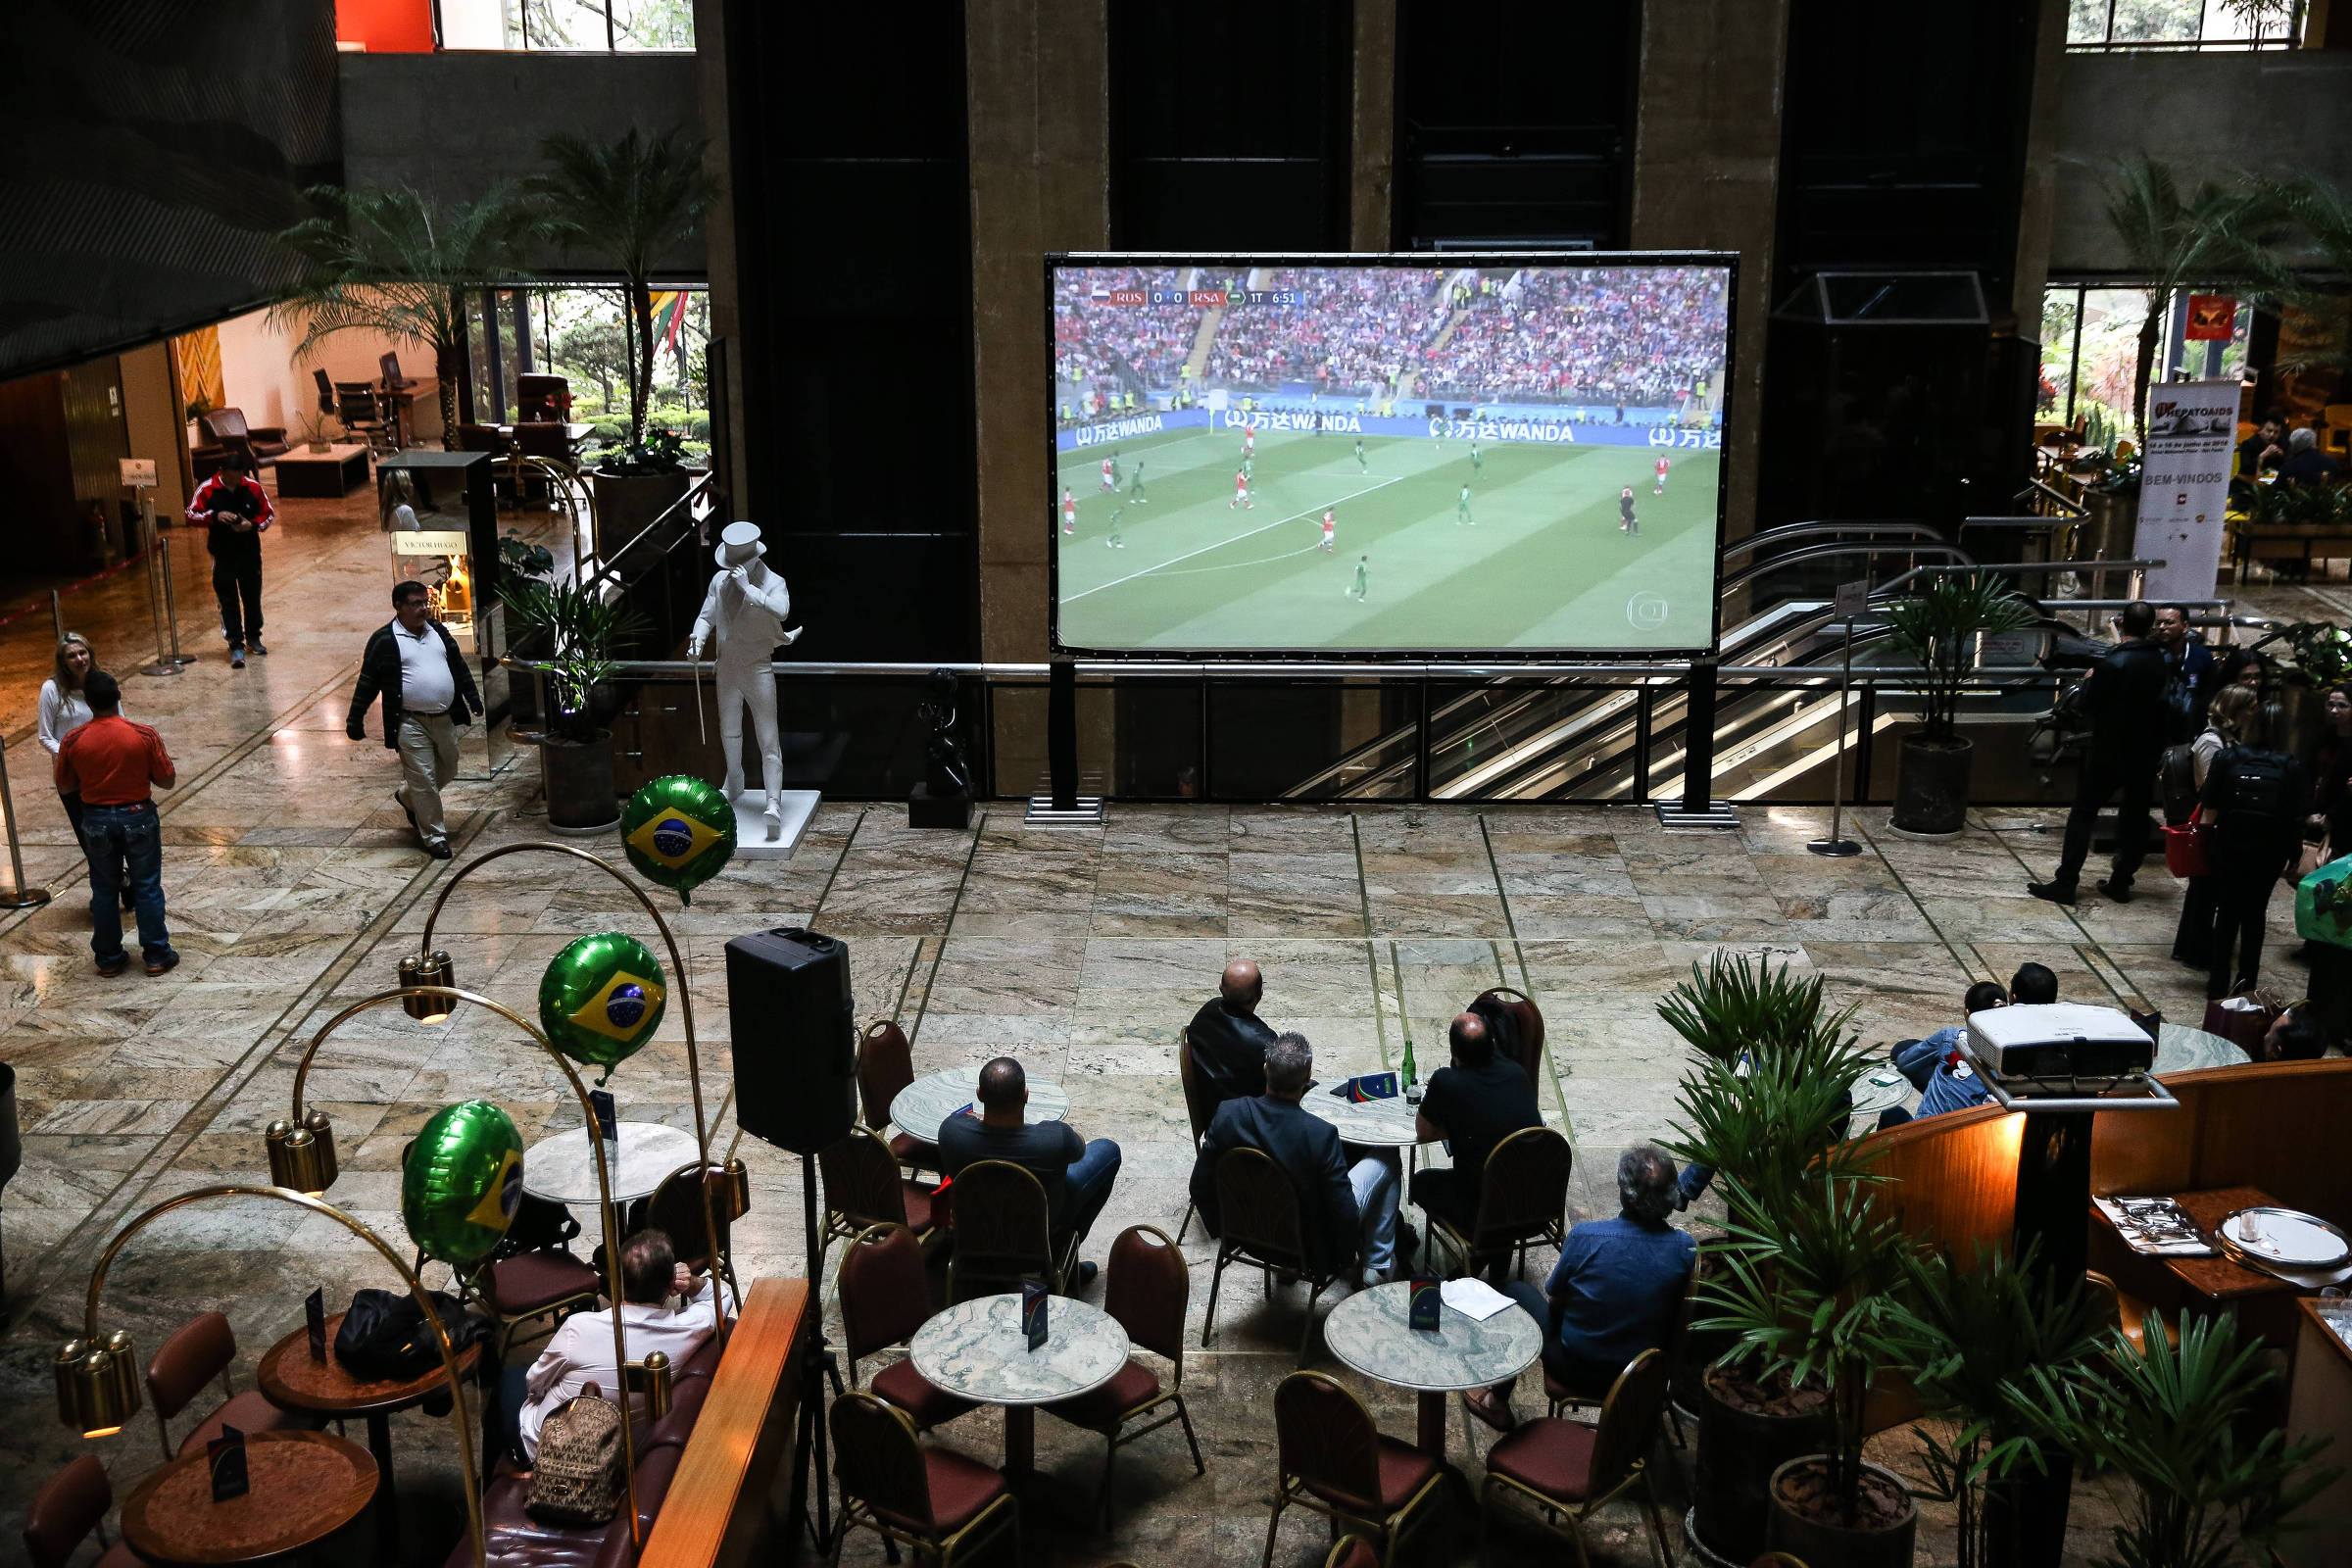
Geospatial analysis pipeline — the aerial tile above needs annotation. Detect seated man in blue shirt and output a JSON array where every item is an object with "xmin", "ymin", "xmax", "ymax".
[
  {"xmin": 1882, "ymin": 965, "xmax": 2056, "ymax": 1128},
  {"xmin": 1464, "ymin": 1146, "xmax": 1695, "ymax": 1432},
  {"xmin": 937, "ymin": 1056, "xmax": 1122, "ymax": 1287}
]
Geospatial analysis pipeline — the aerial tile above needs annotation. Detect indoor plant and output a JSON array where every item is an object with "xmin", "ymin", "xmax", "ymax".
[
  {"xmin": 273, "ymin": 184, "xmax": 539, "ymax": 450},
  {"xmin": 1884, "ymin": 572, "xmax": 2033, "ymax": 835},
  {"xmin": 496, "ymin": 573, "xmax": 649, "ymax": 832},
  {"xmin": 1657, "ymin": 951, "xmax": 1844, "ymax": 1067},
  {"xmin": 2021, "ymin": 1310, "xmax": 2334, "ymax": 1568},
  {"xmin": 525, "ymin": 127, "xmax": 714, "ymax": 553},
  {"xmin": 1891, "ymin": 1242, "xmax": 2108, "ymax": 1568}
]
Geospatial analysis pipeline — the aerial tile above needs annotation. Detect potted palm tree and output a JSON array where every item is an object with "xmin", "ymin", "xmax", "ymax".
[
  {"xmin": 497, "ymin": 574, "xmax": 649, "ymax": 832},
  {"xmin": 526, "ymin": 127, "xmax": 714, "ymax": 557},
  {"xmin": 274, "ymin": 184, "xmax": 539, "ymax": 449},
  {"xmin": 1658, "ymin": 951, "xmax": 1843, "ymax": 1067},
  {"xmin": 1885, "ymin": 573, "xmax": 2034, "ymax": 835}
]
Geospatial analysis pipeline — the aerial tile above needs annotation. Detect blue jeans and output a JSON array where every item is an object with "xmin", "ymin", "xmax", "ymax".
[
  {"xmin": 1498, "ymin": 1279, "xmax": 1628, "ymax": 1396},
  {"xmin": 1057, "ymin": 1139, "xmax": 1123, "ymax": 1250},
  {"xmin": 1350, "ymin": 1151, "xmax": 1402, "ymax": 1282},
  {"xmin": 79, "ymin": 802, "xmax": 172, "ymax": 965}
]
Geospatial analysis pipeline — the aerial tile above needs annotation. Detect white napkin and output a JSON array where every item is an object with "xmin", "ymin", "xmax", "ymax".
[{"xmin": 1439, "ymin": 1278, "xmax": 1517, "ymax": 1321}]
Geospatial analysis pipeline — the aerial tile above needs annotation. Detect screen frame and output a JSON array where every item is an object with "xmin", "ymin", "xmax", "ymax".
[{"xmin": 1044, "ymin": 248, "xmax": 1739, "ymax": 663}]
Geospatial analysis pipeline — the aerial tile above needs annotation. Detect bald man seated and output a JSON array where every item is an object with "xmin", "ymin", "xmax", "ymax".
[{"xmin": 1187, "ymin": 959, "xmax": 1277, "ymax": 1110}]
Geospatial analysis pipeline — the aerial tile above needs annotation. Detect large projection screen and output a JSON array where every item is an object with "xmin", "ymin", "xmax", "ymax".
[{"xmin": 1048, "ymin": 253, "xmax": 1735, "ymax": 660}]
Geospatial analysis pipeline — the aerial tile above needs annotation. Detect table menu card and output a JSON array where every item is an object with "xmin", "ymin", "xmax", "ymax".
[
  {"xmin": 1020, "ymin": 1281, "xmax": 1048, "ymax": 1351},
  {"xmin": 306, "ymin": 1288, "xmax": 327, "ymax": 1361},
  {"xmin": 208, "ymin": 1425, "xmax": 249, "ymax": 1502},
  {"xmin": 1329, "ymin": 1072, "xmax": 1399, "ymax": 1102},
  {"xmin": 2095, "ymin": 1196, "xmax": 2217, "ymax": 1256},
  {"xmin": 1408, "ymin": 1275, "xmax": 1441, "ymax": 1332},
  {"xmin": 590, "ymin": 1089, "xmax": 618, "ymax": 1146}
]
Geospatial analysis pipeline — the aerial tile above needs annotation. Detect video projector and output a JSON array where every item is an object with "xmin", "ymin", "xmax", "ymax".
[{"xmin": 1962, "ymin": 1003, "xmax": 2155, "ymax": 1082}]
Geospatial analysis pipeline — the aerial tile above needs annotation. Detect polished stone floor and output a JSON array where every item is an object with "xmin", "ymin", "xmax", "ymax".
[{"xmin": 1, "ymin": 505, "xmax": 2343, "ymax": 1565}]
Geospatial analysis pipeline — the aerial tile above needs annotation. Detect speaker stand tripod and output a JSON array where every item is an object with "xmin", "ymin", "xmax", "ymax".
[{"xmin": 788, "ymin": 1150, "xmax": 846, "ymax": 1551}]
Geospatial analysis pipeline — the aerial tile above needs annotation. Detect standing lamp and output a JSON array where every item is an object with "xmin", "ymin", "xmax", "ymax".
[{"xmin": 57, "ymin": 1184, "xmax": 488, "ymax": 1568}]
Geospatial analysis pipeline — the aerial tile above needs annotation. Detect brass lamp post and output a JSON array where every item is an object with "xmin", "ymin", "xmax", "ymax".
[{"xmin": 58, "ymin": 1185, "xmax": 488, "ymax": 1568}]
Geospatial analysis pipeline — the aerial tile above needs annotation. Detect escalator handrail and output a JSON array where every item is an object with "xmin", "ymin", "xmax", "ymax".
[
  {"xmin": 1720, "ymin": 540, "xmax": 1975, "ymax": 596},
  {"xmin": 1718, "ymin": 520, "xmax": 1948, "ymax": 570}
]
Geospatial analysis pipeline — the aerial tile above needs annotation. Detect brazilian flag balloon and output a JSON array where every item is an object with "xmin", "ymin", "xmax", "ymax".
[
  {"xmin": 402, "ymin": 1100, "xmax": 523, "ymax": 1266},
  {"xmin": 621, "ymin": 776, "xmax": 736, "ymax": 905},
  {"xmin": 540, "ymin": 932, "xmax": 667, "ymax": 1080}
]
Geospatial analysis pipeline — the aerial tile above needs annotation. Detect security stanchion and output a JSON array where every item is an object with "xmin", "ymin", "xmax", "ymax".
[
  {"xmin": 136, "ymin": 504, "xmax": 181, "ymax": 679},
  {"xmin": 0, "ymin": 736, "xmax": 53, "ymax": 910},
  {"xmin": 156, "ymin": 505, "xmax": 193, "ymax": 665}
]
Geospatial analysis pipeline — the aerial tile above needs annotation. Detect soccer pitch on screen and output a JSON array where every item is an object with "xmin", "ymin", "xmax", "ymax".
[{"xmin": 1049, "ymin": 257, "xmax": 1732, "ymax": 657}]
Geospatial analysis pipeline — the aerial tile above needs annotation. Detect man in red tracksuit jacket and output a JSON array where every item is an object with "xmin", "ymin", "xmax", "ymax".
[{"xmin": 185, "ymin": 454, "xmax": 273, "ymax": 667}]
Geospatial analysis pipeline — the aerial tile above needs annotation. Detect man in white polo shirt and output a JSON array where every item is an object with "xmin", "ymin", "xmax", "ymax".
[
  {"xmin": 347, "ymin": 580, "xmax": 482, "ymax": 859},
  {"xmin": 507, "ymin": 1228, "xmax": 722, "ymax": 1464}
]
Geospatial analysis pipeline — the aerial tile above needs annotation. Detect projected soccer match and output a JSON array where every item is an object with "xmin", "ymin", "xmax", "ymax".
[{"xmin": 1049, "ymin": 256, "xmax": 1733, "ymax": 657}]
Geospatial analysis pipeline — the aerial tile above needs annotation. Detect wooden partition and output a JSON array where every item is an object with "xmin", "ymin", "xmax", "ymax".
[
  {"xmin": 1862, "ymin": 1101, "xmax": 2025, "ymax": 1260},
  {"xmin": 640, "ymin": 1276, "xmax": 813, "ymax": 1568}
]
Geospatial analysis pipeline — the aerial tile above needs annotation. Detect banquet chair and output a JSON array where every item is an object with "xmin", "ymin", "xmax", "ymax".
[
  {"xmin": 644, "ymin": 1159, "xmax": 745, "ymax": 1309},
  {"xmin": 466, "ymin": 1191, "xmax": 603, "ymax": 1358},
  {"xmin": 829, "ymin": 1392, "xmax": 1019, "ymax": 1568},
  {"xmin": 946, "ymin": 1158, "xmax": 1075, "ymax": 1302},
  {"xmin": 837, "ymin": 1222, "xmax": 976, "ymax": 1434},
  {"xmin": 1424, "ymin": 1125, "xmax": 1572, "ymax": 1283},
  {"xmin": 1478, "ymin": 1348, "xmax": 1675, "ymax": 1568},
  {"xmin": 817, "ymin": 1125, "xmax": 942, "ymax": 1261},
  {"xmin": 23, "ymin": 1455, "xmax": 138, "ymax": 1568},
  {"xmin": 1174, "ymin": 1027, "xmax": 1215, "ymax": 1242},
  {"xmin": 1042, "ymin": 1224, "xmax": 1205, "ymax": 1525},
  {"xmin": 1327, "ymin": 1540, "xmax": 1380, "ymax": 1568},
  {"xmin": 1472, "ymin": 985, "xmax": 1545, "ymax": 1077},
  {"xmin": 1201, "ymin": 1145, "xmax": 1348, "ymax": 1360},
  {"xmin": 1260, "ymin": 1370, "xmax": 1444, "ymax": 1568},
  {"xmin": 145, "ymin": 1310, "xmax": 318, "ymax": 1459},
  {"xmin": 857, "ymin": 1018, "xmax": 938, "ymax": 1177}
]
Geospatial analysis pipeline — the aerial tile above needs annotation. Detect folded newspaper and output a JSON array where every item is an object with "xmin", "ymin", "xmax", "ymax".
[{"xmin": 2095, "ymin": 1196, "xmax": 2216, "ymax": 1256}]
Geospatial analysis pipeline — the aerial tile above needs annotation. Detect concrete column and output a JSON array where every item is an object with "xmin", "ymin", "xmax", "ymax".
[
  {"xmin": 692, "ymin": 0, "xmax": 749, "ymax": 515},
  {"xmin": 1350, "ymin": 0, "xmax": 1397, "ymax": 251},
  {"xmin": 1628, "ymin": 0, "xmax": 1790, "ymax": 549},
  {"xmin": 2008, "ymin": 0, "xmax": 2072, "ymax": 333}
]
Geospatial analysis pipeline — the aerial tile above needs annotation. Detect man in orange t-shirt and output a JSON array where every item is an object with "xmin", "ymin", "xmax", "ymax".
[{"xmin": 54, "ymin": 671, "xmax": 178, "ymax": 975}]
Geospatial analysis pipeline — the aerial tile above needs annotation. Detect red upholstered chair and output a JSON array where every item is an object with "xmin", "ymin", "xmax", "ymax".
[
  {"xmin": 946, "ymin": 1158, "xmax": 1076, "ymax": 1302},
  {"xmin": 23, "ymin": 1455, "xmax": 138, "ymax": 1568},
  {"xmin": 1042, "ymin": 1224, "xmax": 1206, "ymax": 1524},
  {"xmin": 818, "ymin": 1125, "xmax": 942, "ymax": 1265},
  {"xmin": 1479, "ymin": 1348, "xmax": 1675, "ymax": 1568},
  {"xmin": 1473, "ymin": 986, "xmax": 1545, "ymax": 1077},
  {"xmin": 838, "ymin": 1223, "xmax": 976, "ymax": 1433},
  {"xmin": 1327, "ymin": 1539, "xmax": 1381, "ymax": 1568},
  {"xmin": 1260, "ymin": 1371, "xmax": 1444, "ymax": 1568},
  {"xmin": 857, "ymin": 1018, "xmax": 938, "ymax": 1177},
  {"xmin": 145, "ymin": 1310, "xmax": 318, "ymax": 1459},
  {"xmin": 1424, "ymin": 1125, "xmax": 1572, "ymax": 1283},
  {"xmin": 465, "ymin": 1190, "xmax": 603, "ymax": 1358},
  {"xmin": 1202, "ymin": 1146, "xmax": 1348, "ymax": 1361},
  {"xmin": 830, "ymin": 1391, "xmax": 1019, "ymax": 1567},
  {"xmin": 1175, "ymin": 1027, "xmax": 1216, "ymax": 1242},
  {"xmin": 1753, "ymin": 1556, "xmax": 1810, "ymax": 1567}
]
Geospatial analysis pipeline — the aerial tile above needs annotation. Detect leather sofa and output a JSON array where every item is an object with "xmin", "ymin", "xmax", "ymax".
[{"xmin": 446, "ymin": 1330, "xmax": 723, "ymax": 1568}]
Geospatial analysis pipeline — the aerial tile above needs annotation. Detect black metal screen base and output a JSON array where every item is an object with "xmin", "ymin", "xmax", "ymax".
[{"xmin": 1656, "ymin": 800, "xmax": 1739, "ymax": 829}]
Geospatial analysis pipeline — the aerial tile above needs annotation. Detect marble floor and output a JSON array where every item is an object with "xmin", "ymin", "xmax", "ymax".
[{"xmin": 2, "ymin": 515, "xmax": 2346, "ymax": 1565}]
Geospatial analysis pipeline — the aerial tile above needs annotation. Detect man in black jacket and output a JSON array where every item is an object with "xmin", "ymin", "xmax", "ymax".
[
  {"xmin": 1186, "ymin": 959, "xmax": 1276, "ymax": 1110},
  {"xmin": 2030, "ymin": 600, "xmax": 2170, "ymax": 905},
  {"xmin": 184, "ymin": 455, "xmax": 272, "ymax": 668},
  {"xmin": 1188, "ymin": 1032, "xmax": 1402, "ymax": 1288},
  {"xmin": 2201, "ymin": 739, "xmax": 2308, "ymax": 1000},
  {"xmin": 347, "ymin": 581, "xmax": 482, "ymax": 859}
]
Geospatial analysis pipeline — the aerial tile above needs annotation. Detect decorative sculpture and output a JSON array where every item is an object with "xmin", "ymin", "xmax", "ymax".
[{"xmin": 687, "ymin": 521, "xmax": 800, "ymax": 841}]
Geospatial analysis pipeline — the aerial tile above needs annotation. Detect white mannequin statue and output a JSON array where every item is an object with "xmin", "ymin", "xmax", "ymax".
[{"xmin": 687, "ymin": 521, "xmax": 800, "ymax": 839}]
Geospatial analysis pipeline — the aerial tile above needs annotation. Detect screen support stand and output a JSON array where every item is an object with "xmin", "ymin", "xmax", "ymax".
[
  {"xmin": 1026, "ymin": 655, "xmax": 1102, "ymax": 827},
  {"xmin": 1656, "ymin": 658, "xmax": 1737, "ymax": 828},
  {"xmin": 1809, "ymin": 613, "xmax": 1862, "ymax": 856}
]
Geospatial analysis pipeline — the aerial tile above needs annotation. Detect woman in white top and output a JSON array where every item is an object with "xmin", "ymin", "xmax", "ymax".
[
  {"xmin": 41, "ymin": 634, "xmax": 133, "ymax": 909},
  {"xmin": 2175, "ymin": 683, "xmax": 2264, "ymax": 968}
]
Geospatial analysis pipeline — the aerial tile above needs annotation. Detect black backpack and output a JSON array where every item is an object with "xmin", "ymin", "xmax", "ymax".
[
  {"xmin": 2215, "ymin": 747, "xmax": 2295, "ymax": 830},
  {"xmin": 335, "ymin": 1288, "xmax": 486, "ymax": 1379},
  {"xmin": 2159, "ymin": 743, "xmax": 2200, "ymax": 826}
]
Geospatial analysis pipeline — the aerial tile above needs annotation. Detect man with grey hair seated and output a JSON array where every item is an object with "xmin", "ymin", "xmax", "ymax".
[
  {"xmin": 1461, "ymin": 1145, "xmax": 1696, "ymax": 1433},
  {"xmin": 1188, "ymin": 1031, "xmax": 1403, "ymax": 1289},
  {"xmin": 2278, "ymin": 425, "xmax": 2345, "ymax": 487}
]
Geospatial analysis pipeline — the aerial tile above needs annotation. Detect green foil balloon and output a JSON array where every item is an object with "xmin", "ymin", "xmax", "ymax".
[
  {"xmin": 402, "ymin": 1100, "xmax": 523, "ymax": 1267},
  {"xmin": 540, "ymin": 931, "xmax": 668, "ymax": 1080},
  {"xmin": 621, "ymin": 775, "xmax": 736, "ymax": 905}
]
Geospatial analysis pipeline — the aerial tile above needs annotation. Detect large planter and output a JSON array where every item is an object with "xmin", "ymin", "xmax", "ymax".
[
  {"xmin": 543, "ymin": 731, "xmax": 619, "ymax": 835},
  {"xmin": 588, "ymin": 467, "xmax": 692, "ymax": 562},
  {"xmin": 1689, "ymin": 1366, "xmax": 1836, "ymax": 1565},
  {"xmin": 1765, "ymin": 1455, "xmax": 1918, "ymax": 1568},
  {"xmin": 1889, "ymin": 733, "xmax": 1973, "ymax": 835}
]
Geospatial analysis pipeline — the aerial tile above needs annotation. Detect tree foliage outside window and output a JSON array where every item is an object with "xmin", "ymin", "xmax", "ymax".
[
  {"xmin": 441, "ymin": 0, "xmax": 694, "ymax": 52},
  {"xmin": 2069, "ymin": 0, "xmax": 2304, "ymax": 48}
]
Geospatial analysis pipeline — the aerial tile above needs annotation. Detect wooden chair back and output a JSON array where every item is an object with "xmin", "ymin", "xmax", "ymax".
[
  {"xmin": 23, "ymin": 1455, "xmax": 112, "ymax": 1568},
  {"xmin": 857, "ymin": 1019, "xmax": 916, "ymax": 1132},
  {"xmin": 948, "ymin": 1158, "xmax": 1055, "ymax": 1299},
  {"xmin": 1177, "ymin": 1027, "xmax": 1215, "ymax": 1142},
  {"xmin": 1104, "ymin": 1224, "xmax": 1187, "ymax": 1368},
  {"xmin": 146, "ymin": 1310, "xmax": 234, "ymax": 1421},
  {"xmin": 839, "ymin": 1223, "xmax": 931, "ymax": 1367},
  {"xmin": 1274, "ymin": 1370, "xmax": 1381, "ymax": 1515}
]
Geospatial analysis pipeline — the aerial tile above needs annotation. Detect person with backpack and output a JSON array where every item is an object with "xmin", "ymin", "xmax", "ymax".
[
  {"xmin": 2170, "ymin": 685, "xmax": 2262, "ymax": 970},
  {"xmin": 2199, "ymin": 713, "xmax": 2309, "ymax": 1001},
  {"xmin": 2154, "ymin": 604, "xmax": 2217, "ymax": 743},
  {"xmin": 2030, "ymin": 601, "xmax": 2171, "ymax": 906}
]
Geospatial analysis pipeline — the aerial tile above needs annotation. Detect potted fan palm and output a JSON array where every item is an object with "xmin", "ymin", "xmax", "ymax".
[
  {"xmin": 525, "ymin": 127, "xmax": 714, "ymax": 557},
  {"xmin": 1657, "ymin": 951, "xmax": 1842, "ymax": 1067},
  {"xmin": 496, "ymin": 574, "xmax": 649, "ymax": 832},
  {"xmin": 1885, "ymin": 573, "xmax": 2034, "ymax": 835}
]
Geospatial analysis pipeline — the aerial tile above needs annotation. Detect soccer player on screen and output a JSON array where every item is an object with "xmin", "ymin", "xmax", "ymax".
[
  {"xmin": 1243, "ymin": 422, "xmax": 1255, "ymax": 459},
  {"xmin": 1470, "ymin": 439, "xmax": 1484, "ymax": 474},
  {"xmin": 1620, "ymin": 486, "xmax": 1640, "ymax": 535},
  {"xmin": 1319, "ymin": 510, "xmax": 1335, "ymax": 553},
  {"xmin": 1101, "ymin": 454, "xmax": 1115, "ymax": 492},
  {"xmin": 1127, "ymin": 459, "xmax": 1148, "ymax": 502},
  {"xmin": 1106, "ymin": 507, "xmax": 1125, "ymax": 549},
  {"xmin": 1654, "ymin": 454, "xmax": 1671, "ymax": 495},
  {"xmin": 1348, "ymin": 555, "xmax": 1368, "ymax": 601},
  {"xmin": 1354, "ymin": 436, "xmax": 1367, "ymax": 472},
  {"xmin": 1456, "ymin": 485, "xmax": 1473, "ymax": 527},
  {"xmin": 1242, "ymin": 454, "xmax": 1253, "ymax": 482},
  {"xmin": 1230, "ymin": 468, "xmax": 1251, "ymax": 510},
  {"xmin": 1061, "ymin": 488, "xmax": 1076, "ymax": 537}
]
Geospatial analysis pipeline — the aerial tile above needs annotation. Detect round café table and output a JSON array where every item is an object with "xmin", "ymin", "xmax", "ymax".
[
  {"xmin": 1322, "ymin": 1281, "xmax": 1544, "ymax": 1459},
  {"xmin": 523, "ymin": 1120, "xmax": 700, "ymax": 1205},
  {"xmin": 910, "ymin": 1291, "xmax": 1129, "ymax": 1480},
  {"xmin": 891, "ymin": 1069, "xmax": 1069, "ymax": 1149},
  {"xmin": 1849, "ymin": 1064, "xmax": 1913, "ymax": 1121},
  {"xmin": 258, "ymin": 1312, "xmax": 481, "ymax": 1560},
  {"xmin": 1302, "ymin": 1088, "xmax": 1425, "ymax": 1148},
  {"xmin": 2156, "ymin": 1022, "xmax": 2251, "ymax": 1074},
  {"xmin": 121, "ymin": 1428, "xmax": 376, "ymax": 1565}
]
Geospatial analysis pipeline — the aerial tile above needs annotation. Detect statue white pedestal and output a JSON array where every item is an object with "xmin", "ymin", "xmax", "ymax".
[{"xmin": 729, "ymin": 790, "xmax": 820, "ymax": 858}]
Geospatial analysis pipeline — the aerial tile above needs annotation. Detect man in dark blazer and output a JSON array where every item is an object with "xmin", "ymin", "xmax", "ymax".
[
  {"xmin": 1188, "ymin": 1032, "xmax": 1402, "ymax": 1288},
  {"xmin": 1185, "ymin": 958, "xmax": 1276, "ymax": 1109}
]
